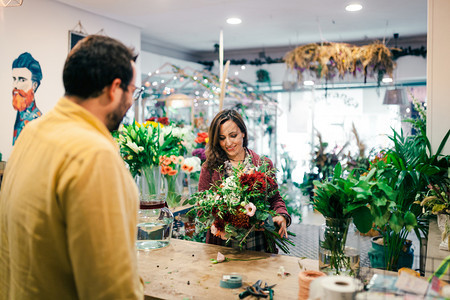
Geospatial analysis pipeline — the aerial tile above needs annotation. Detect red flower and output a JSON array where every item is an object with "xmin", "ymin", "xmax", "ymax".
[
  {"xmin": 239, "ymin": 171, "xmax": 276, "ymax": 194},
  {"xmin": 144, "ymin": 116, "xmax": 169, "ymax": 126},
  {"xmin": 157, "ymin": 117, "xmax": 169, "ymax": 126},
  {"xmin": 195, "ymin": 132, "xmax": 208, "ymax": 144}
]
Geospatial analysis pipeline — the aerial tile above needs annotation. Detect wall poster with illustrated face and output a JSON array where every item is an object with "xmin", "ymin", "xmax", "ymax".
[{"xmin": 11, "ymin": 52, "xmax": 43, "ymax": 145}]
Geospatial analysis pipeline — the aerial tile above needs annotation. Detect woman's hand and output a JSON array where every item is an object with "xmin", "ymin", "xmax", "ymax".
[{"xmin": 273, "ymin": 215, "xmax": 288, "ymax": 238}]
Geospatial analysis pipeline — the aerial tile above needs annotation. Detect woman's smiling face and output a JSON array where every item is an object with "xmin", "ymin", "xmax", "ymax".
[{"xmin": 219, "ymin": 120, "xmax": 245, "ymax": 160}]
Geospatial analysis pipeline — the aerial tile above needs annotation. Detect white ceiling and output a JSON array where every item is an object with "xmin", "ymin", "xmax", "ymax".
[{"xmin": 54, "ymin": 0, "xmax": 427, "ymax": 61}]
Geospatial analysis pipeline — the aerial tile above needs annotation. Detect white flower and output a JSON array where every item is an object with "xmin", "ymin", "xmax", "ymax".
[
  {"xmin": 126, "ymin": 141, "xmax": 143, "ymax": 154},
  {"xmin": 222, "ymin": 176, "xmax": 238, "ymax": 192},
  {"xmin": 182, "ymin": 157, "xmax": 201, "ymax": 174}
]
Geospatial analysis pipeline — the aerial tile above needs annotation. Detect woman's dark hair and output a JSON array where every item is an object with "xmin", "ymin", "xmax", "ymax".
[
  {"xmin": 205, "ymin": 109, "xmax": 248, "ymax": 171},
  {"xmin": 63, "ymin": 35, "xmax": 137, "ymax": 99}
]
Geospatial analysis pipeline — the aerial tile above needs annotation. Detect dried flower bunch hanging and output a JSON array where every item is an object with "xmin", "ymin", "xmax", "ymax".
[{"xmin": 284, "ymin": 41, "xmax": 396, "ymax": 85}]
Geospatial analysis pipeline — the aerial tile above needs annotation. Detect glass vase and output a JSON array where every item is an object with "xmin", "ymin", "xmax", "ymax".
[
  {"xmin": 135, "ymin": 165, "xmax": 174, "ymax": 250},
  {"xmin": 136, "ymin": 202, "xmax": 174, "ymax": 250},
  {"xmin": 163, "ymin": 172, "xmax": 184, "ymax": 209},
  {"xmin": 318, "ymin": 217, "xmax": 360, "ymax": 277},
  {"xmin": 136, "ymin": 164, "xmax": 162, "ymax": 202},
  {"xmin": 187, "ymin": 173, "xmax": 199, "ymax": 196}
]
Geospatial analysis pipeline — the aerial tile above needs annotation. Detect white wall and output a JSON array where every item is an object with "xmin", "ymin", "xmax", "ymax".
[
  {"xmin": 0, "ymin": 0, "xmax": 141, "ymax": 161},
  {"xmin": 140, "ymin": 51, "xmax": 204, "ymax": 78},
  {"xmin": 427, "ymin": 0, "xmax": 450, "ymax": 155}
]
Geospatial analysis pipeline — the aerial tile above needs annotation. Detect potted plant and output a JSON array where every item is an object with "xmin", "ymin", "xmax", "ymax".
[
  {"xmin": 368, "ymin": 114, "xmax": 450, "ymax": 270},
  {"xmin": 417, "ymin": 184, "xmax": 450, "ymax": 250},
  {"xmin": 313, "ymin": 162, "xmax": 393, "ymax": 276}
]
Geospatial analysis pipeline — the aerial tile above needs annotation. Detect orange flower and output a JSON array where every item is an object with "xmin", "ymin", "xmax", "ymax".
[
  {"xmin": 163, "ymin": 166, "xmax": 172, "ymax": 174},
  {"xmin": 161, "ymin": 166, "xmax": 168, "ymax": 175},
  {"xmin": 163, "ymin": 157, "xmax": 172, "ymax": 166},
  {"xmin": 168, "ymin": 169, "xmax": 178, "ymax": 176},
  {"xmin": 181, "ymin": 164, "xmax": 190, "ymax": 172},
  {"xmin": 170, "ymin": 155, "xmax": 178, "ymax": 163},
  {"xmin": 188, "ymin": 166, "xmax": 194, "ymax": 172}
]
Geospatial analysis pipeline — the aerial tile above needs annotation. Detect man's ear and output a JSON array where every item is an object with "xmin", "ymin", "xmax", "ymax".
[
  {"xmin": 32, "ymin": 81, "xmax": 38, "ymax": 92},
  {"xmin": 107, "ymin": 78, "xmax": 123, "ymax": 103}
]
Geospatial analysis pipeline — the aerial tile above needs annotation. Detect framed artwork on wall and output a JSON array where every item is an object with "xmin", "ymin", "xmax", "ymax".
[{"xmin": 68, "ymin": 30, "xmax": 87, "ymax": 51}]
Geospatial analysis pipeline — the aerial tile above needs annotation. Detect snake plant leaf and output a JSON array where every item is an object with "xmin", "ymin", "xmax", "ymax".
[{"xmin": 352, "ymin": 206, "xmax": 373, "ymax": 233}]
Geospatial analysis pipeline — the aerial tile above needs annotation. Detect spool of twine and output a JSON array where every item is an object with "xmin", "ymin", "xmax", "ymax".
[{"xmin": 298, "ymin": 270, "xmax": 326, "ymax": 300}]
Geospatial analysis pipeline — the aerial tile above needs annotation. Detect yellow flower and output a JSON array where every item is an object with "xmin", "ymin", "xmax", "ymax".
[{"xmin": 205, "ymin": 137, "xmax": 209, "ymax": 144}]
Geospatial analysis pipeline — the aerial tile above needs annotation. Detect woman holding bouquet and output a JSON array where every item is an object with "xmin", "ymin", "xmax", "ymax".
[{"xmin": 198, "ymin": 109, "xmax": 291, "ymax": 253}]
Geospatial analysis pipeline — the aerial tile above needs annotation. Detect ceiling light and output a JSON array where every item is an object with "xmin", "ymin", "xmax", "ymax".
[
  {"xmin": 382, "ymin": 77, "xmax": 393, "ymax": 83},
  {"xmin": 226, "ymin": 17, "xmax": 242, "ymax": 25},
  {"xmin": 303, "ymin": 80, "xmax": 315, "ymax": 86},
  {"xmin": 345, "ymin": 4, "xmax": 362, "ymax": 12}
]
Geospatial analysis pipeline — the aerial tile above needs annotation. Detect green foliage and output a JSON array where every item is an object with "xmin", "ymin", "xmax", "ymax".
[
  {"xmin": 312, "ymin": 163, "xmax": 394, "ymax": 234},
  {"xmin": 370, "ymin": 119, "xmax": 450, "ymax": 270}
]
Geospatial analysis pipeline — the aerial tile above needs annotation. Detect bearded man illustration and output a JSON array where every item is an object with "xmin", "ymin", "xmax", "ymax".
[{"xmin": 12, "ymin": 52, "xmax": 43, "ymax": 145}]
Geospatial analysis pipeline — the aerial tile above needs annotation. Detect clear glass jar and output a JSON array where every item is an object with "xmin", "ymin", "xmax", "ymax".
[
  {"xmin": 136, "ymin": 201, "xmax": 174, "ymax": 250},
  {"xmin": 318, "ymin": 217, "xmax": 360, "ymax": 277}
]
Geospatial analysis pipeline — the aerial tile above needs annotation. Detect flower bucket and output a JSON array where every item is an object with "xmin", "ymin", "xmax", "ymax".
[
  {"xmin": 319, "ymin": 217, "xmax": 360, "ymax": 276},
  {"xmin": 368, "ymin": 236, "xmax": 414, "ymax": 270}
]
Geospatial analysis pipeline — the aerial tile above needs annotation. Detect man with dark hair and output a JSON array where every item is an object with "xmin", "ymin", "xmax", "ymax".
[
  {"xmin": 0, "ymin": 35, "xmax": 144, "ymax": 299},
  {"xmin": 11, "ymin": 52, "xmax": 43, "ymax": 145}
]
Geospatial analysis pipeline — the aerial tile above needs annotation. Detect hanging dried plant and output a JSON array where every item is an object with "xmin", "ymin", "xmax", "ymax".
[{"xmin": 284, "ymin": 41, "xmax": 396, "ymax": 85}]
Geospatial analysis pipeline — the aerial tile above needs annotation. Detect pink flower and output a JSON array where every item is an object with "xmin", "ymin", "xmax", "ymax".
[
  {"xmin": 210, "ymin": 224, "xmax": 218, "ymax": 235},
  {"xmin": 244, "ymin": 203, "xmax": 256, "ymax": 217},
  {"xmin": 217, "ymin": 252, "xmax": 226, "ymax": 263}
]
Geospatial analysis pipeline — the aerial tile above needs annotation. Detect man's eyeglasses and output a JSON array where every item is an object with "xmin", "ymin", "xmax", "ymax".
[{"xmin": 132, "ymin": 85, "xmax": 145, "ymax": 101}]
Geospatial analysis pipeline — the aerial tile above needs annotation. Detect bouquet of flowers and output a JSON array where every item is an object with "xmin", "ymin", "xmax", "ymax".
[
  {"xmin": 187, "ymin": 160, "xmax": 295, "ymax": 253},
  {"xmin": 115, "ymin": 121, "xmax": 161, "ymax": 177}
]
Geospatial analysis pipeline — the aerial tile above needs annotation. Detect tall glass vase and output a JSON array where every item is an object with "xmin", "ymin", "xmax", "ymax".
[
  {"xmin": 318, "ymin": 217, "xmax": 360, "ymax": 276},
  {"xmin": 136, "ymin": 164, "xmax": 162, "ymax": 202},
  {"xmin": 163, "ymin": 172, "xmax": 184, "ymax": 209},
  {"xmin": 135, "ymin": 165, "xmax": 174, "ymax": 250},
  {"xmin": 187, "ymin": 173, "xmax": 199, "ymax": 196}
]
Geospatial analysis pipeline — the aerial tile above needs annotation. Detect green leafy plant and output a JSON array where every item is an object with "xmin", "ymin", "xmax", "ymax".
[
  {"xmin": 313, "ymin": 163, "xmax": 394, "ymax": 274},
  {"xmin": 370, "ymin": 125, "xmax": 450, "ymax": 270}
]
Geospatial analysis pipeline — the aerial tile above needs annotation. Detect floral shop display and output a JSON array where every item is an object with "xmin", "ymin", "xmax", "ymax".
[
  {"xmin": 115, "ymin": 119, "xmax": 199, "ymax": 249},
  {"xmin": 115, "ymin": 121, "xmax": 174, "ymax": 249},
  {"xmin": 187, "ymin": 160, "xmax": 295, "ymax": 254}
]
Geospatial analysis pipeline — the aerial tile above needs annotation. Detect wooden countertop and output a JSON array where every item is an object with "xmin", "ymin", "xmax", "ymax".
[{"xmin": 137, "ymin": 239, "xmax": 318, "ymax": 299}]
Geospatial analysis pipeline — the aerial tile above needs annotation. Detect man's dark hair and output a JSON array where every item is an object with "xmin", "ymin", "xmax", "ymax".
[
  {"xmin": 12, "ymin": 52, "xmax": 43, "ymax": 91},
  {"xmin": 63, "ymin": 35, "xmax": 137, "ymax": 99}
]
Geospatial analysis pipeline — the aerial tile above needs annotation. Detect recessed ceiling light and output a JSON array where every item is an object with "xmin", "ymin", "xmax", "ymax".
[
  {"xmin": 303, "ymin": 80, "xmax": 315, "ymax": 86},
  {"xmin": 226, "ymin": 17, "xmax": 242, "ymax": 25},
  {"xmin": 345, "ymin": 4, "xmax": 363, "ymax": 12},
  {"xmin": 382, "ymin": 77, "xmax": 393, "ymax": 83}
]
